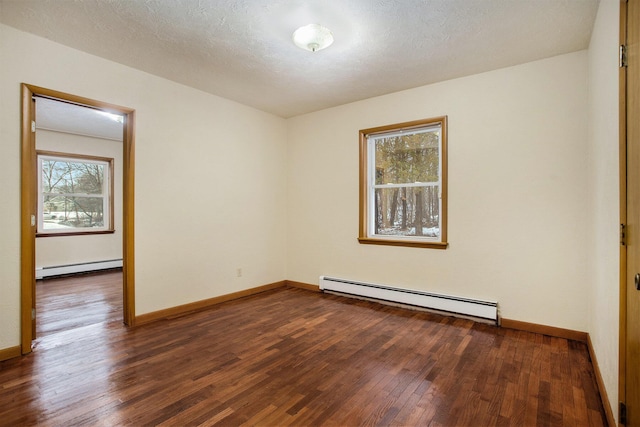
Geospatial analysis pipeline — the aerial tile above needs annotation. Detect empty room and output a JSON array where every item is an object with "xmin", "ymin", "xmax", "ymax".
[{"xmin": 0, "ymin": 0, "xmax": 632, "ymax": 425}]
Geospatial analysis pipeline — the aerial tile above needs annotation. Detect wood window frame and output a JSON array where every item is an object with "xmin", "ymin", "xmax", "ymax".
[
  {"xmin": 36, "ymin": 150, "xmax": 115, "ymax": 237},
  {"xmin": 358, "ymin": 116, "xmax": 448, "ymax": 249}
]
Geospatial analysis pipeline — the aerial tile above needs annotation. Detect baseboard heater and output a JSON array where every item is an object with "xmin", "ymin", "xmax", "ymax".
[
  {"xmin": 319, "ymin": 276, "xmax": 499, "ymax": 325},
  {"xmin": 36, "ymin": 259, "xmax": 123, "ymax": 279}
]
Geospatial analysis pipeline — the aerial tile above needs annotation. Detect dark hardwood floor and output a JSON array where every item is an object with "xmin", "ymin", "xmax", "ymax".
[
  {"xmin": 35, "ymin": 271, "xmax": 122, "ymax": 339},
  {"xmin": 0, "ymin": 272, "xmax": 606, "ymax": 426}
]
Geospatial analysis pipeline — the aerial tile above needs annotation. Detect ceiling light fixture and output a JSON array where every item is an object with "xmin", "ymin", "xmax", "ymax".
[{"xmin": 292, "ymin": 24, "xmax": 334, "ymax": 52}]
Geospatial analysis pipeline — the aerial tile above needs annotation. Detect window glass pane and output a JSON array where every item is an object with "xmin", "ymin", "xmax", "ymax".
[
  {"xmin": 374, "ymin": 129, "xmax": 439, "ymax": 185},
  {"xmin": 37, "ymin": 152, "xmax": 113, "ymax": 235},
  {"xmin": 42, "ymin": 195, "xmax": 105, "ymax": 230},
  {"xmin": 42, "ymin": 159, "xmax": 104, "ymax": 195},
  {"xmin": 374, "ymin": 186, "xmax": 439, "ymax": 238}
]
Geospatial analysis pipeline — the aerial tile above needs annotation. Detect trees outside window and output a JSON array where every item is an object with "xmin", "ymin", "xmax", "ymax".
[
  {"xmin": 37, "ymin": 151, "xmax": 114, "ymax": 236},
  {"xmin": 359, "ymin": 117, "xmax": 448, "ymax": 249}
]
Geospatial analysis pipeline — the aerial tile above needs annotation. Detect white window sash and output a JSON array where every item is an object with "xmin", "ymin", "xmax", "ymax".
[
  {"xmin": 367, "ymin": 124, "xmax": 441, "ymax": 141},
  {"xmin": 372, "ymin": 182, "xmax": 439, "ymax": 189},
  {"xmin": 366, "ymin": 126, "xmax": 443, "ymax": 240},
  {"xmin": 38, "ymin": 156, "xmax": 111, "ymax": 233},
  {"xmin": 42, "ymin": 193, "xmax": 105, "ymax": 198}
]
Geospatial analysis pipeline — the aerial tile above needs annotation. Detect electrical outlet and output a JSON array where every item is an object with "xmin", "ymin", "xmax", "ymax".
[{"xmin": 237, "ymin": 268, "xmax": 242, "ymax": 277}]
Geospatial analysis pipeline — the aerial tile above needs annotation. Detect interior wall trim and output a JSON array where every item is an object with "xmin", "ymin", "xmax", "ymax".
[
  {"xmin": 285, "ymin": 280, "xmax": 320, "ymax": 292},
  {"xmin": 618, "ymin": 0, "xmax": 628, "ymax": 417},
  {"xmin": 134, "ymin": 281, "xmax": 286, "ymax": 326},
  {"xmin": 0, "ymin": 346, "xmax": 22, "ymax": 362},
  {"xmin": 20, "ymin": 83, "xmax": 136, "ymax": 354},
  {"xmin": 500, "ymin": 318, "xmax": 588, "ymax": 343}
]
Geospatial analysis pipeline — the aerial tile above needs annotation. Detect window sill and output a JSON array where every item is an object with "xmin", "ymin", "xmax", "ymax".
[
  {"xmin": 358, "ymin": 237, "xmax": 448, "ymax": 249},
  {"xmin": 36, "ymin": 230, "xmax": 115, "ymax": 238}
]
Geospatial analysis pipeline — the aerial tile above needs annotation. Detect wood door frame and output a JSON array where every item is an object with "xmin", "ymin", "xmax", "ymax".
[
  {"xmin": 620, "ymin": 0, "xmax": 629, "ymax": 420},
  {"xmin": 20, "ymin": 84, "xmax": 136, "ymax": 354}
]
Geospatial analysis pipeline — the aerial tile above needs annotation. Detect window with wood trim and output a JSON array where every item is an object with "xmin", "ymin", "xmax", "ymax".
[
  {"xmin": 37, "ymin": 151, "xmax": 114, "ymax": 236},
  {"xmin": 359, "ymin": 116, "xmax": 448, "ymax": 249}
]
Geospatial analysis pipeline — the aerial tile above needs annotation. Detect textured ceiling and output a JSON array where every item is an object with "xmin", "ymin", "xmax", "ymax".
[{"xmin": 1, "ymin": 0, "xmax": 599, "ymax": 118}]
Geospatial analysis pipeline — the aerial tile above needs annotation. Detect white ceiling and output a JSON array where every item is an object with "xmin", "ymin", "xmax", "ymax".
[
  {"xmin": 1, "ymin": 0, "xmax": 599, "ymax": 118},
  {"xmin": 36, "ymin": 98, "xmax": 124, "ymax": 142}
]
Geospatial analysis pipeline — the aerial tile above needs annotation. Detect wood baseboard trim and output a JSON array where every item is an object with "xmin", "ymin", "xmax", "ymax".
[
  {"xmin": 135, "ymin": 281, "xmax": 286, "ymax": 326},
  {"xmin": 0, "ymin": 346, "xmax": 22, "ymax": 362},
  {"xmin": 285, "ymin": 280, "xmax": 320, "ymax": 292},
  {"xmin": 501, "ymin": 318, "xmax": 588, "ymax": 343},
  {"xmin": 587, "ymin": 335, "xmax": 615, "ymax": 427}
]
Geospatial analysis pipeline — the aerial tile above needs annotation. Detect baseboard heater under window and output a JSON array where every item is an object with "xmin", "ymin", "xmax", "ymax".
[
  {"xmin": 319, "ymin": 276, "xmax": 499, "ymax": 325},
  {"xmin": 36, "ymin": 259, "xmax": 123, "ymax": 279}
]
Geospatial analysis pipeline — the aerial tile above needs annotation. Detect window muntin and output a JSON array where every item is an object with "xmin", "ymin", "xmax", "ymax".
[
  {"xmin": 37, "ymin": 151, "xmax": 114, "ymax": 236},
  {"xmin": 359, "ymin": 117, "xmax": 448, "ymax": 249}
]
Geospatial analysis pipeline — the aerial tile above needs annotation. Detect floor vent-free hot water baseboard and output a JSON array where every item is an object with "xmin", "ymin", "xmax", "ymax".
[
  {"xmin": 36, "ymin": 259, "xmax": 123, "ymax": 279},
  {"xmin": 319, "ymin": 276, "xmax": 499, "ymax": 325}
]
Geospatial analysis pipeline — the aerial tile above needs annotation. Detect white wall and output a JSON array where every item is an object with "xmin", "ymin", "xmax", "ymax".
[
  {"xmin": 587, "ymin": 0, "xmax": 620, "ymax": 419},
  {"xmin": 35, "ymin": 130, "xmax": 123, "ymax": 269},
  {"xmin": 0, "ymin": 23, "xmax": 288, "ymax": 350},
  {"xmin": 287, "ymin": 51, "xmax": 589, "ymax": 331}
]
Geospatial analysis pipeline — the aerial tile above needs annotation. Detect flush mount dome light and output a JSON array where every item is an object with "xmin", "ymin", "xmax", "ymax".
[{"xmin": 293, "ymin": 24, "xmax": 334, "ymax": 52}]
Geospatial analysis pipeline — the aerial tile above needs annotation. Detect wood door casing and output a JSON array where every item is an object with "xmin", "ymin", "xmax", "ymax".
[
  {"xmin": 623, "ymin": 0, "xmax": 640, "ymax": 424},
  {"xmin": 20, "ymin": 84, "xmax": 136, "ymax": 353}
]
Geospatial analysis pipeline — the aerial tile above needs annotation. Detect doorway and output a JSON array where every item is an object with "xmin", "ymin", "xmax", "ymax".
[{"xmin": 20, "ymin": 84, "xmax": 136, "ymax": 354}]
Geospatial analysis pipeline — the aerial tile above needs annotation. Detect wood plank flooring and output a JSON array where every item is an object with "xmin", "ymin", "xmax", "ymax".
[
  {"xmin": 35, "ymin": 271, "xmax": 122, "ymax": 338},
  {"xmin": 0, "ymin": 272, "xmax": 606, "ymax": 426}
]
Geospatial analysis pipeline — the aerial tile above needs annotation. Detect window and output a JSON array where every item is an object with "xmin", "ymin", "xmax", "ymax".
[
  {"xmin": 37, "ymin": 151, "xmax": 114, "ymax": 236},
  {"xmin": 359, "ymin": 116, "xmax": 448, "ymax": 249}
]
